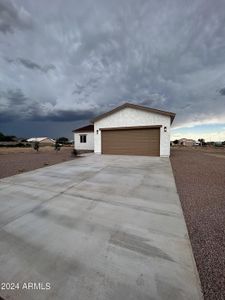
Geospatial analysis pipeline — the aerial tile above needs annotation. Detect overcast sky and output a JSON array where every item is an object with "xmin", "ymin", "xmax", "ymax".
[{"xmin": 0, "ymin": 0, "xmax": 225, "ymax": 140}]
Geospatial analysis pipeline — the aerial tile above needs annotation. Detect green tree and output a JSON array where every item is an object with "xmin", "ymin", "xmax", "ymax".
[
  {"xmin": 56, "ymin": 137, "xmax": 69, "ymax": 144},
  {"xmin": 0, "ymin": 132, "xmax": 5, "ymax": 141},
  {"xmin": 3, "ymin": 135, "xmax": 17, "ymax": 141},
  {"xmin": 198, "ymin": 138, "xmax": 206, "ymax": 146},
  {"xmin": 0, "ymin": 133, "xmax": 17, "ymax": 141}
]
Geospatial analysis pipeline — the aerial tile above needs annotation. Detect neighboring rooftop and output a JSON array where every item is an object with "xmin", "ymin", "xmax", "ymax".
[
  {"xmin": 91, "ymin": 102, "xmax": 176, "ymax": 124},
  {"xmin": 73, "ymin": 124, "xmax": 94, "ymax": 133},
  {"xmin": 179, "ymin": 138, "xmax": 196, "ymax": 142},
  {"xmin": 27, "ymin": 137, "xmax": 55, "ymax": 142}
]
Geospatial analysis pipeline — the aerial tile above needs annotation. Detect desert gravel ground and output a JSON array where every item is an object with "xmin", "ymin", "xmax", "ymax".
[
  {"xmin": 170, "ymin": 147, "xmax": 225, "ymax": 300},
  {"xmin": 0, "ymin": 146, "xmax": 76, "ymax": 179}
]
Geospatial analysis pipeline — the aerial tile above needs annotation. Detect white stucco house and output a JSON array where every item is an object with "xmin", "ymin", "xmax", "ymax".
[
  {"xmin": 27, "ymin": 137, "xmax": 55, "ymax": 145},
  {"xmin": 73, "ymin": 103, "xmax": 175, "ymax": 157},
  {"xmin": 73, "ymin": 125, "xmax": 94, "ymax": 152}
]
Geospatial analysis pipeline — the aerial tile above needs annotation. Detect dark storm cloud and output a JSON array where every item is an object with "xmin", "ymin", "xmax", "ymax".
[
  {"xmin": 6, "ymin": 88, "xmax": 28, "ymax": 105},
  {"xmin": 32, "ymin": 109, "xmax": 95, "ymax": 122},
  {"xmin": 0, "ymin": 111, "xmax": 15, "ymax": 122},
  {"xmin": 0, "ymin": 0, "xmax": 225, "ymax": 133},
  {"xmin": 0, "ymin": 88, "xmax": 28, "ymax": 105},
  {"xmin": 0, "ymin": 88, "xmax": 94, "ymax": 123},
  {"xmin": 0, "ymin": 88, "xmax": 51, "ymax": 121},
  {"xmin": 18, "ymin": 58, "xmax": 45, "ymax": 71},
  {"xmin": 219, "ymin": 88, "xmax": 225, "ymax": 96},
  {"xmin": 17, "ymin": 58, "xmax": 56, "ymax": 73},
  {"xmin": 0, "ymin": 0, "xmax": 32, "ymax": 34},
  {"xmin": 0, "ymin": 105, "xmax": 95, "ymax": 123},
  {"xmin": 5, "ymin": 57, "xmax": 56, "ymax": 73}
]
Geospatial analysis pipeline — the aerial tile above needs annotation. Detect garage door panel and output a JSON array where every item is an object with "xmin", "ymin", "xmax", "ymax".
[{"xmin": 101, "ymin": 128, "xmax": 160, "ymax": 156}]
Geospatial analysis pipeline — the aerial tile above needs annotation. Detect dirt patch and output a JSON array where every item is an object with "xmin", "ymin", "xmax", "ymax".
[
  {"xmin": 170, "ymin": 148, "xmax": 225, "ymax": 300},
  {"xmin": 0, "ymin": 147, "xmax": 76, "ymax": 179},
  {"xmin": 203, "ymin": 153, "xmax": 225, "ymax": 159},
  {"xmin": 172, "ymin": 145, "xmax": 225, "ymax": 154}
]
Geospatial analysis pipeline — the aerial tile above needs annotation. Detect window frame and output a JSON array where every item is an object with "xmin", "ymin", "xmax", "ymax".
[{"xmin": 80, "ymin": 134, "xmax": 87, "ymax": 143}]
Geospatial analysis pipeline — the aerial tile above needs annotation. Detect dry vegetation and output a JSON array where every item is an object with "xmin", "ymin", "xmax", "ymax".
[
  {"xmin": 0, "ymin": 146, "xmax": 54, "ymax": 154},
  {"xmin": 0, "ymin": 146, "xmax": 76, "ymax": 179}
]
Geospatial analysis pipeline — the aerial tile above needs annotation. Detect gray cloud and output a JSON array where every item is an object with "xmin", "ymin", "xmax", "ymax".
[
  {"xmin": 219, "ymin": 88, "xmax": 225, "ymax": 96},
  {"xmin": 17, "ymin": 58, "xmax": 44, "ymax": 71},
  {"xmin": 32, "ymin": 109, "xmax": 95, "ymax": 122},
  {"xmin": 0, "ymin": 88, "xmax": 94, "ymax": 124},
  {"xmin": 5, "ymin": 57, "xmax": 56, "ymax": 73},
  {"xmin": 0, "ymin": 88, "xmax": 50, "ymax": 121},
  {"xmin": 0, "ymin": 0, "xmax": 32, "ymax": 34},
  {"xmin": 17, "ymin": 58, "xmax": 56, "ymax": 73},
  {"xmin": 0, "ymin": 0, "xmax": 225, "ymax": 136},
  {"xmin": 0, "ymin": 111, "xmax": 15, "ymax": 122},
  {"xmin": 0, "ymin": 88, "xmax": 28, "ymax": 105}
]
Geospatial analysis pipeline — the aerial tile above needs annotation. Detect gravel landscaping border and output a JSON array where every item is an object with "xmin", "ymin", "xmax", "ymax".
[{"xmin": 171, "ymin": 148, "xmax": 225, "ymax": 300}]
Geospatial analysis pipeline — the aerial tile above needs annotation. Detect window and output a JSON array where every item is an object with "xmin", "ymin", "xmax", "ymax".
[{"xmin": 80, "ymin": 135, "xmax": 87, "ymax": 143}]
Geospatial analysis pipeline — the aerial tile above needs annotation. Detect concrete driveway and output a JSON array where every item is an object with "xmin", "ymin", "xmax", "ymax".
[{"xmin": 0, "ymin": 154, "xmax": 202, "ymax": 300}]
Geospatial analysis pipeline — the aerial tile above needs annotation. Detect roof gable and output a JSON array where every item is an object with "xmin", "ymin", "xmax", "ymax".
[
  {"xmin": 27, "ymin": 137, "xmax": 51, "ymax": 142},
  {"xmin": 91, "ymin": 103, "xmax": 176, "ymax": 124}
]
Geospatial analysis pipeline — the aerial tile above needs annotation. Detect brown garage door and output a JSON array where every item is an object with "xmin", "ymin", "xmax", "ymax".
[{"xmin": 101, "ymin": 127, "xmax": 160, "ymax": 156}]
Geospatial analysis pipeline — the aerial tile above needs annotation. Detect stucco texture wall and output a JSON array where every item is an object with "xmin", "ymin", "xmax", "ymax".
[
  {"xmin": 94, "ymin": 107, "xmax": 171, "ymax": 157},
  {"xmin": 74, "ymin": 132, "xmax": 94, "ymax": 150}
]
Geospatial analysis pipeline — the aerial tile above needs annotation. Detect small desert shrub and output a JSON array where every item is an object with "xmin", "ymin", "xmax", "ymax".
[
  {"xmin": 25, "ymin": 143, "xmax": 32, "ymax": 147},
  {"xmin": 33, "ymin": 141, "xmax": 39, "ymax": 152},
  {"xmin": 55, "ymin": 142, "xmax": 61, "ymax": 152},
  {"xmin": 0, "ymin": 143, "xmax": 31, "ymax": 147},
  {"xmin": 16, "ymin": 142, "xmax": 26, "ymax": 147},
  {"xmin": 72, "ymin": 149, "xmax": 78, "ymax": 156}
]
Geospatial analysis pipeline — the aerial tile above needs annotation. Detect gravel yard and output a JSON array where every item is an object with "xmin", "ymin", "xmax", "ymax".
[
  {"xmin": 170, "ymin": 147, "xmax": 225, "ymax": 300},
  {"xmin": 0, "ymin": 147, "xmax": 76, "ymax": 179}
]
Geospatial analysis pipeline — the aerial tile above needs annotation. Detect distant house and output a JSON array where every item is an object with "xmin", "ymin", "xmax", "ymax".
[
  {"xmin": 194, "ymin": 141, "xmax": 201, "ymax": 146},
  {"xmin": 72, "ymin": 125, "xmax": 94, "ymax": 152},
  {"xmin": 27, "ymin": 137, "xmax": 55, "ymax": 146},
  {"xmin": 178, "ymin": 138, "xmax": 195, "ymax": 146}
]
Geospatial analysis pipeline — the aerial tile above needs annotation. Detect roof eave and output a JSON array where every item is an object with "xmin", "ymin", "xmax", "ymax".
[
  {"xmin": 91, "ymin": 103, "xmax": 176, "ymax": 124},
  {"xmin": 72, "ymin": 124, "xmax": 94, "ymax": 133}
]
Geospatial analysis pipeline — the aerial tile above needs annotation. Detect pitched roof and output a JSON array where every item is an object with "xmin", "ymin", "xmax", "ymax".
[
  {"xmin": 91, "ymin": 103, "xmax": 176, "ymax": 124},
  {"xmin": 73, "ymin": 124, "xmax": 94, "ymax": 133},
  {"xmin": 179, "ymin": 138, "xmax": 195, "ymax": 142},
  {"xmin": 27, "ymin": 137, "xmax": 55, "ymax": 142}
]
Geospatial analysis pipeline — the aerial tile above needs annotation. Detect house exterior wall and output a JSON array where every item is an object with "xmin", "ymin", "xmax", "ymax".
[
  {"xmin": 27, "ymin": 138, "xmax": 55, "ymax": 146},
  {"xmin": 74, "ymin": 132, "xmax": 94, "ymax": 150},
  {"xmin": 40, "ymin": 139, "xmax": 55, "ymax": 144},
  {"xmin": 182, "ymin": 141, "xmax": 194, "ymax": 146},
  {"xmin": 94, "ymin": 107, "xmax": 171, "ymax": 157},
  {"xmin": 178, "ymin": 139, "xmax": 195, "ymax": 146}
]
